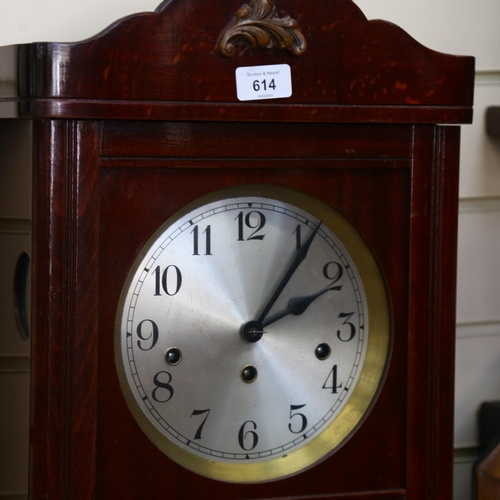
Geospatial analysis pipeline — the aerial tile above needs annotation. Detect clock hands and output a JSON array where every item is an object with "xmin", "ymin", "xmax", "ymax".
[
  {"xmin": 257, "ymin": 221, "xmax": 323, "ymax": 324},
  {"xmin": 242, "ymin": 221, "xmax": 323, "ymax": 343},
  {"xmin": 261, "ymin": 283, "xmax": 342, "ymax": 328}
]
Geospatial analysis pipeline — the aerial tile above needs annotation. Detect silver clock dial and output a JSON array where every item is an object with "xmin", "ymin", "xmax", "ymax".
[{"xmin": 115, "ymin": 185, "xmax": 390, "ymax": 483}]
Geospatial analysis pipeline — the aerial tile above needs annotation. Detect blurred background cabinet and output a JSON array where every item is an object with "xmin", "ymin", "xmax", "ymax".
[{"xmin": 0, "ymin": 119, "xmax": 31, "ymax": 500}]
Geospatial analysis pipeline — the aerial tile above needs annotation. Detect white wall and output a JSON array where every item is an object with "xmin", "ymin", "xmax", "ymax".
[
  {"xmin": 0, "ymin": 0, "xmax": 159, "ymax": 46},
  {"xmin": 356, "ymin": 0, "xmax": 500, "ymax": 70},
  {"xmin": 1, "ymin": 1, "xmax": 499, "ymax": 500}
]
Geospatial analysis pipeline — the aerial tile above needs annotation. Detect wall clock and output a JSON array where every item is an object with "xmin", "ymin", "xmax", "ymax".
[
  {"xmin": 1, "ymin": 0, "xmax": 474, "ymax": 498},
  {"xmin": 115, "ymin": 184, "xmax": 390, "ymax": 483}
]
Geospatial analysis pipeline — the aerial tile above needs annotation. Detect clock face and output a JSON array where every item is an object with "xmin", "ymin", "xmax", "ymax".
[{"xmin": 115, "ymin": 185, "xmax": 390, "ymax": 483}]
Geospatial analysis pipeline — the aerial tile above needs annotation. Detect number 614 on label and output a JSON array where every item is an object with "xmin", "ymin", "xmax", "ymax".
[{"xmin": 236, "ymin": 64, "xmax": 292, "ymax": 102}]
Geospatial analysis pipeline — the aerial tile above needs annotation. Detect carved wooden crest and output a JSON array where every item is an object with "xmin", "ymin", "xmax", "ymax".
[{"xmin": 217, "ymin": 0, "xmax": 307, "ymax": 57}]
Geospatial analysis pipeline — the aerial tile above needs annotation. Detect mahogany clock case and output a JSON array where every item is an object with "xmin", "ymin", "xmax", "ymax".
[
  {"xmin": 2, "ymin": 0, "xmax": 474, "ymax": 498},
  {"xmin": 30, "ymin": 119, "xmax": 460, "ymax": 499},
  {"xmin": 15, "ymin": 0, "xmax": 473, "ymax": 122}
]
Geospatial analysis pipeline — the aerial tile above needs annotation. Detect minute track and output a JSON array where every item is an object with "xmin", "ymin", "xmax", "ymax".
[{"xmin": 126, "ymin": 201, "xmax": 365, "ymax": 457}]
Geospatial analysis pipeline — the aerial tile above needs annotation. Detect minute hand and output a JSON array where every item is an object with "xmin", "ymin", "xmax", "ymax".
[
  {"xmin": 262, "ymin": 283, "xmax": 342, "ymax": 328},
  {"xmin": 256, "ymin": 221, "xmax": 322, "ymax": 324}
]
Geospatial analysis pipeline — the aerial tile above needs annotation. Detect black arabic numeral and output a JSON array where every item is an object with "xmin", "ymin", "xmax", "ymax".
[
  {"xmin": 204, "ymin": 225, "xmax": 212, "ymax": 255},
  {"xmin": 192, "ymin": 225, "xmax": 199, "ymax": 255},
  {"xmin": 191, "ymin": 409, "xmax": 211, "ymax": 440},
  {"xmin": 269, "ymin": 79, "xmax": 276, "ymax": 90},
  {"xmin": 288, "ymin": 404, "xmax": 308, "ymax": 434},
  {"xmin": 153, "ymin": 265, "xmax": 182, "ymax": 296},
  {"xmin": 323, "ymin": 261, "xmax": 343, "ymax": 285},
  {"xmin": 236, "ymin": 211, "xmax": 244, "ymax": 241},
  {"xmin": 238, "ymin": 420, "xmax": 259, "ymax": 451},
  {"xmin": 152, "ymin": 371, "xmax": 174, "ymax": 403},
  {"xmin": 293, "ymin": 224, "xmax": 302, "ymax": 251},
  {"xmin": 337, "ymin": 312, "xmax": 356, "ymax": 342},
  {"xmin": 235, "ymin": 211, "xmax": 266, "ymax": 241},
  {"xmin": 136, "ymin": 319, "xmax": 159, "ymax": 351},
  {"xmin": 191, "ymin": 225, "xmax": 212, "ymax": 256},
  {"xmin": 322, "ymin": 365, "xmax": 343, "ymax": 394}
]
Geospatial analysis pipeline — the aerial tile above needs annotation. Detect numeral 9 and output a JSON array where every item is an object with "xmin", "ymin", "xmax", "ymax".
[{"xmin": 136, "ymin": 319, "xmax": 159, "ymax": 351}]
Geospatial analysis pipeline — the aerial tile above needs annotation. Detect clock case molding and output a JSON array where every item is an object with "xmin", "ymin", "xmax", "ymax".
[{"xmin": 1, "ymin": 0, "xmax": 474, "ymax": 498}]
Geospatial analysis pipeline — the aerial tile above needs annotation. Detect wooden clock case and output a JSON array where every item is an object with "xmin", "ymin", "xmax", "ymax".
[{"xmin": 2, "ymin": 0, "xmax": 474, "ymax": 498}]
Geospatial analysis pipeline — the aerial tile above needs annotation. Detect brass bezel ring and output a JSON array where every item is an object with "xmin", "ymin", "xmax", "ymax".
[{"xmin": 115, "ymin": 184, "xmax": 391, "ymax": 483}]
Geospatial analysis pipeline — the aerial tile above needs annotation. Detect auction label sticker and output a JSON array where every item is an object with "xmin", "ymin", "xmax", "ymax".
[{"xmin": 235, "ymin": 64, "xmax": 292, "ymax": 101}]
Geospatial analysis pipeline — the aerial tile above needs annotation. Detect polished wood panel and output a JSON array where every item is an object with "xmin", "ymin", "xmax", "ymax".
[
  {"xmin": 96, "ymin": 149, "xmax": 410, "ymax": 499},
  {"xmin": 100, "ymin": 122, "xmax": 413, "ymax": 159},
  {"xmin": 29, "ymin": 119, "xmax": 460, "ymax": 498},
  {"xmin": 17, "ymin": 98, "xmax": 474, "ymax": 123},
  {"xmin": 19, "ymin": 0, "xmax": 474, "ymax": 106},
  {"xmin": 30, "ymin": 120, "xmax": 100, "ymax": 499},
  {"xmin": 405, "ymin": 126, "xmax": 460, "ymax": 500},
  {"xmin": 16, "ymin": 0, "xmax": 474, "ymax": 122}
]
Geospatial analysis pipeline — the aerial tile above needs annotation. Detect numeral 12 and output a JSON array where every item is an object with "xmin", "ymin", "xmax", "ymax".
[{"xmin": 235, "ymin": 211, "xmax": 266, "ymax": 241}]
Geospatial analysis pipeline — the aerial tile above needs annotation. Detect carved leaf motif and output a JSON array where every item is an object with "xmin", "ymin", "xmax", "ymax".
[{"xmin": 217, "ymin": 0, "xmax": 307, "ymax": 57}]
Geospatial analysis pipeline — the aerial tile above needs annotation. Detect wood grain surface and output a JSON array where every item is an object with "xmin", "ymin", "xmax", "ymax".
[{"xmin": 20, "ymin": 0, "xmax": 474, "ymax": 498}]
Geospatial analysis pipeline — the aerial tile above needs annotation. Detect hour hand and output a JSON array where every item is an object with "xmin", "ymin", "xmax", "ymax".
[{"xmin": 262, "ymin": 283, "xmax": 342, "ymax": 328}]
